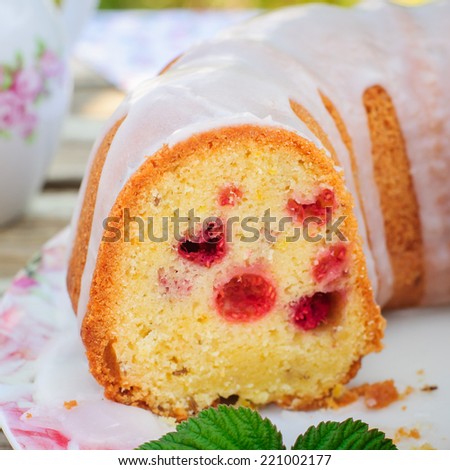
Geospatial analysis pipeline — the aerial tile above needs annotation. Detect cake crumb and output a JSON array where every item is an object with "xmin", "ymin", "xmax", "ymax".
[
  {"xmin": 412, "ymin": 443, "xmax": 436, "ymax": 450},
  {"xmin": 25, "ymin": 412, "xmax": 32, "ymax": 419},
  {"xmin": 325, "ymin": 379, "xmax": 410, "ymax": 410},
  {"xmin": 417, "ymin": 369, "xmax": 425, "ymax": 376},
  {"xmin": 401, "ymin": 405, "xmax": 407, "ymax": 411},
  {"xmin": 64, "ymin": 400, "xmax": 78, "ymax": 410},
  {"xmin": 353, "ymin": 380, "xmax": 399, "ymax": 409},
  {"xmin": 394, "ymin": 427, "xmax": 421, "ymax": 443},
  {"xmin": 421, "ymin": 385, "xmax": 438, "ymax": 392},
  {"xmin": 326, "ymin": 384, "xmax": 359, "ymax": 408},
  {"xmin": 399, "ymin": 385, "xmax": 414, "ymax": 399}
]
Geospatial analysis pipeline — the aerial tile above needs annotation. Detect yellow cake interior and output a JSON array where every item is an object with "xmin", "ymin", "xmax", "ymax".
[{"xmin": 91, "ymin": 132, "xmax": 381, "ymax": 418}]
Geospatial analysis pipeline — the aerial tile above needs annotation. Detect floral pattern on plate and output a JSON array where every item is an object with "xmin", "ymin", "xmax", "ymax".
[{"xmin": 0, "ymin": 230, "xmax": 72, "ymax": 449}]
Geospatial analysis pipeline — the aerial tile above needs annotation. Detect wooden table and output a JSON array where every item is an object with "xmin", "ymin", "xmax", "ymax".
[{"xmin": 0, "ymin": 61, "xmax": 125, "ymax": 450}]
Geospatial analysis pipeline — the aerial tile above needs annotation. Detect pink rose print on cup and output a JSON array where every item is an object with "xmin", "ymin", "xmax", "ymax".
[
  {"xmin": 0, "ymin": 90, "xmax": 26, "ymax": 128},
  {"xmin": 40, "ymin": 50, "xmax": 64, "ymax": 79},
  {"xmin": 20, "ymin": 111, "xmax": 38, "ymax": 139},
  {"xmin": 0, "ymin": 39, "xmax": 63, "ymax": 141},
  {"xmin": 12, "ymin": 68, "xmax": 44, "ymax": 102}
]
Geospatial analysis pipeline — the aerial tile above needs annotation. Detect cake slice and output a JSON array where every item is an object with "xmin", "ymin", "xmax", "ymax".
[{"xmin": 79, "ymin": 126, "xmax": 383, "ymax": 419}]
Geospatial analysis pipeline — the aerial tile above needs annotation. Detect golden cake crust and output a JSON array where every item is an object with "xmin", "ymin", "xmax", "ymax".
[
  {"xmin": 363, "ymin": 85, "xmax": 424, "ymax": 308},
  {"xmin": 67, "ymin": 117, "xmax": 126, "ymax": 313}
]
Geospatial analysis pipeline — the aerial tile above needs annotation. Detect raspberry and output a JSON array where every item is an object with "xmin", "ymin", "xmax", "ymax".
[
  {"xmin": 178, "ymin": 220, "xmax": 226, "ymax": 267},
  {"xmin": 218, "ymin": 184, "xmax": 243, "ymax": 207},
  {"xmin": 215, "ymin": 274, "xmax": 277, "ymax": 322},
  {"xmin": 290, "ymin": 292, "xmax": 332, "ymax": 331},
  {"xmin": 317, "ymin": 188, "xmax": 335, "ymax": 208},
  {"xmin": 287, "ymin": 188, "xmax": 335, "ymax": 225},
  {"xmin": 312, "ymin": 243, "xmax": 348, "ymax": 285}
]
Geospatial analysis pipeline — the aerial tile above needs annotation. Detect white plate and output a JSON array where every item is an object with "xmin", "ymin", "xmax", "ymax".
[{"xmin": 0, "ymin": 229, "xmax": 449, "ymax": 449}]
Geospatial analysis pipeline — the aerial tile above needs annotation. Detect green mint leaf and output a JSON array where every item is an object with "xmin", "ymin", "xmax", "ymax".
[
  {"xmin": 137, "ymin": 405, "xmax": 285, "ymax": 450},
  {"xmin": 292, "ymin": 418, "xmax": 397, "ymax": 450}
]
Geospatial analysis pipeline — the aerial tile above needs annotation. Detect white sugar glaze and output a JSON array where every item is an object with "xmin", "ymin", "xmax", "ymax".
[
  {"xmin": 29, "ymin": 309, "xmax": 173, "ymax": 449},
  {"xmin": 70, "ymin": 0, "xmax": 450, "ymax": 325}
]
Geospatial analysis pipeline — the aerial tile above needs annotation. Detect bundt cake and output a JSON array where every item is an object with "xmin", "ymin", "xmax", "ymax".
[{"xmin": 67, "ymin": 0, "xmax": 450, "ymax": 420}]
